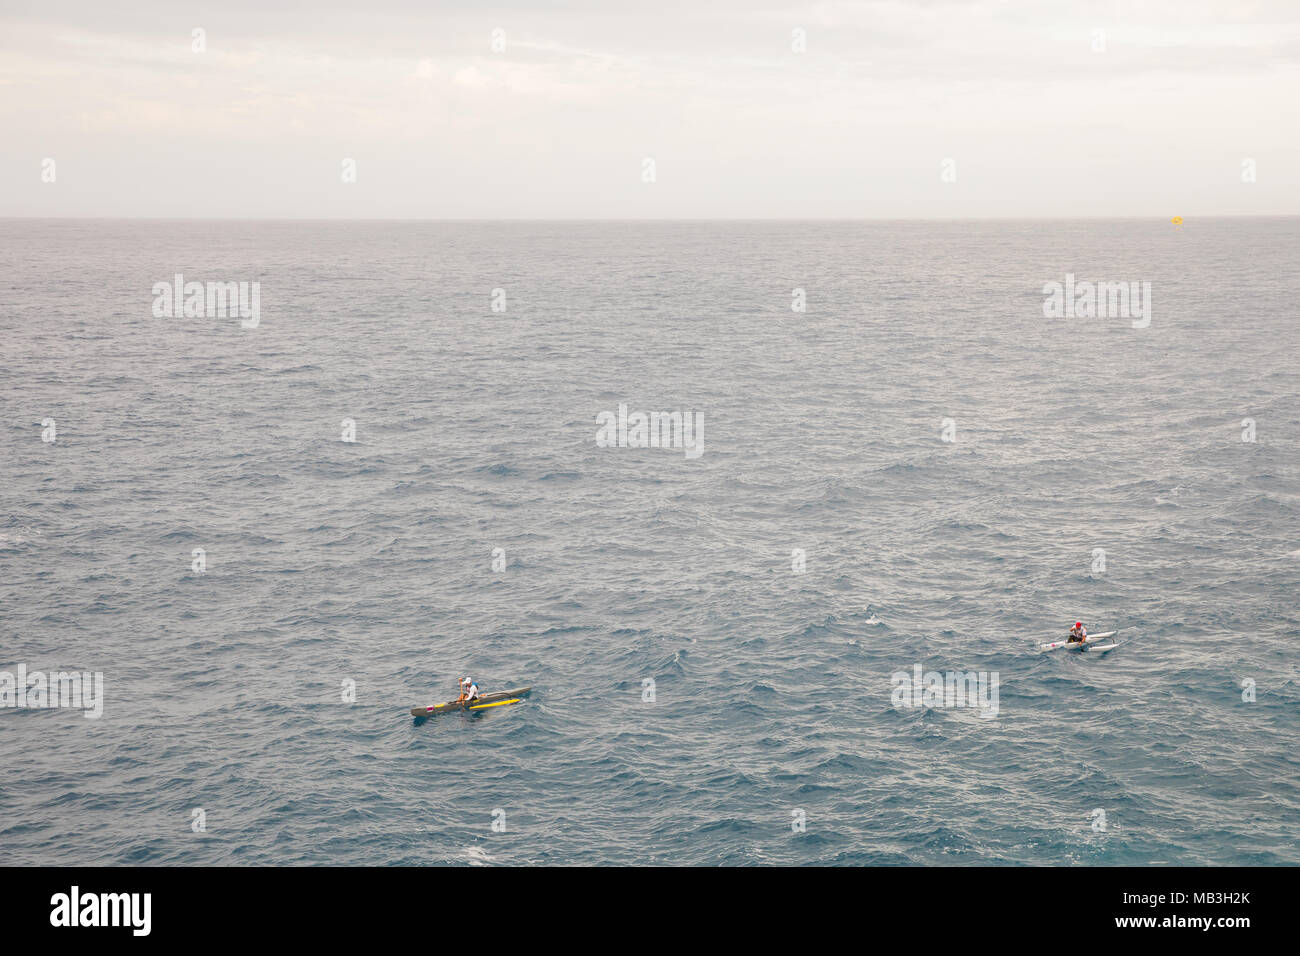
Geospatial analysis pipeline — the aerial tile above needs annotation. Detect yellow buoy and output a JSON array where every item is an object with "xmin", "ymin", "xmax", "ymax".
[{"xmin": 1171, "ymin": 216, "xmax": 1183, "ymax": 226}]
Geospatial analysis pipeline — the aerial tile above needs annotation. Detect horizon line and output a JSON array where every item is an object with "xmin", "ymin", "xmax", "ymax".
[{"xmin": 2, "ymin": 214, "xmax": 1297, "ymax": 223}]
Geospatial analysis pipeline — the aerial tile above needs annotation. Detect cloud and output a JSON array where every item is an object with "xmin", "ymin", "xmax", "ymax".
[{"xmin": 2, "ymin": 0, "xmax": 1298, "ymax": 216}]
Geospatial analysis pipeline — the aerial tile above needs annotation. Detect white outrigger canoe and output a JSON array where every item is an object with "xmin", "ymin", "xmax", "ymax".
[{"xmin": 1039, "ymin": 631, "xmax": 1118, "ymax": 652}]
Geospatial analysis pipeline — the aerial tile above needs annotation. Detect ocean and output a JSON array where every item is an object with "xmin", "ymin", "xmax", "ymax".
[{"xmin": 1, "ymin": 218, "xmax": 1297, "ymax": 865}]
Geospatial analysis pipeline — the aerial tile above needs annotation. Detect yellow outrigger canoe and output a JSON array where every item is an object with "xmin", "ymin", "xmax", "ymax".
[{"xmin": 410, "ymin": 687, "xmax": 532, "ymax": 718}]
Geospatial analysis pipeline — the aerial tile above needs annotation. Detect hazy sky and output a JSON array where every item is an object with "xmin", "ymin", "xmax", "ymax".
[{"xmin": 2, "ymin": 0, "xmax": 1298, "ymax": 218}]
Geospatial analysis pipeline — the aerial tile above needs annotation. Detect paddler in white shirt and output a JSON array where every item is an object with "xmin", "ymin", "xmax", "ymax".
[
  {"xmin": 1066, "ymin": 621, "xmax": 1088, "ymax": 644},
  {"xmin": 457, "ymin": 677, "xmax": 481, "ymax": 702}
]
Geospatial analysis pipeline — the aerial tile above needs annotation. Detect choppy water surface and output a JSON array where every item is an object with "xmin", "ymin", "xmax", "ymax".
[{"xmin": 1, "ymin": 218, "xmax": 1298, "ymax": 865}]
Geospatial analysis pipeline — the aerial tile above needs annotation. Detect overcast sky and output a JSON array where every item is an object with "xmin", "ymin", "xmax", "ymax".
[{"xmin": 2, "ymin": 0, "xmax": 1297, "ymax": 218}]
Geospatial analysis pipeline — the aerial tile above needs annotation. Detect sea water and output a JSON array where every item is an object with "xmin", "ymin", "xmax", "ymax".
[{"xmin": 1, "ymin": 218, "xmax": 1297, "ymax": 864}]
